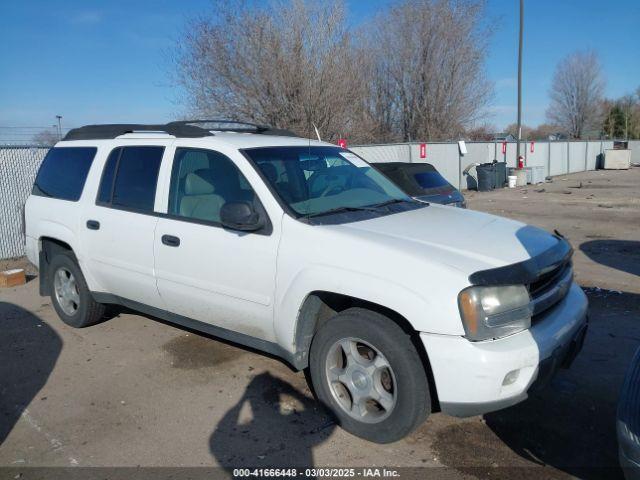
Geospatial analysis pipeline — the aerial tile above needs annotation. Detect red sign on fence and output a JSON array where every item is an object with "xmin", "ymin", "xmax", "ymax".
[
  {"xmin": 419, "ymin": 143, "xmax": 427, "ymax": 159},
  {"xmin": 530, "ymin": 141, "xmax": 535, "ymax": 153},
  {"xmin": 502, "ymin": 141, "xmax": 507, "ymax": 154},
  {"xmin": 337, "ymin": 138, "xmax": 347, "ymax": 149}
]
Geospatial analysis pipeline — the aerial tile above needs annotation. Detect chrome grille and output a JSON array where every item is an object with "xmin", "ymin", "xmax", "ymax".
[{"xmin": 529, "ymin": 261, "xmax": 573, "ymax": 318}]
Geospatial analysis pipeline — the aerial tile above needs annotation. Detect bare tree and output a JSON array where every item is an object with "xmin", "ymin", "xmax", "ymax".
[
  {"xmin": 174, "ymin": 0, "xmax": 494, "ymax": 143},
  {"xmin": 363, "ymin": 0, "xmax": 493, "ymax": 141},
  {"xmin": 174, "ymin": 0, "xmax": 367, "ymax": 141},
  {"xmin": 31, "ymin": 130, "xmax": 59, "ymax": 146},
  {"xmin": 466, "ymin": 123, "xmax": 497, "ymax": 141},
  {"xmin": 602, "ymin": 89, "xmax": 640, "ymax": 139},
  {"xmin": 505, "ymin": 123, "xmax": 532, "ymax": 140},
  {"xmin": 528, "ymin": 123, "xmax": 560, "ymax": 140},
  {"xmin": 546, "ymin": 50, "xmax": 605, "ymax": 139}
]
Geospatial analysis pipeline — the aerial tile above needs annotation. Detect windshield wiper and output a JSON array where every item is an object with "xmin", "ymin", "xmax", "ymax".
[
  {"xmin": 306, "ymin": 205, "xmax": 378, "ymax": 218},
  {"xmin": 368, "ymin": 198, "xmax": 413, "ymax": 209},
  {"xmin": 306, "ymin": 199, "xmax": 415, "ymax": 219}
]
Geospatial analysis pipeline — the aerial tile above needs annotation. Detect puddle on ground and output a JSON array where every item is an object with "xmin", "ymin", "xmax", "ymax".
[{"xmin": 162, "ymin": 334, "xmax": 244, "ymax": 369}]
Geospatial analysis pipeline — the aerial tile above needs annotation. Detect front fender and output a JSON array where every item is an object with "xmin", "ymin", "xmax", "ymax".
[{"xmin": 274, "ymin": 264, "xmax": 464, "ymax": 355}]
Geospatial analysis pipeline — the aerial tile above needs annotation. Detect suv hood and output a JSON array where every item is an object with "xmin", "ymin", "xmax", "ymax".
[{"xmin": 335, "ymin": 204, "xmax": 560, "ymax": 276}]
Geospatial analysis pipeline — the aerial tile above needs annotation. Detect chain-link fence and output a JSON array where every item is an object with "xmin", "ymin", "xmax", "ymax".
[{"xmin": 0, "ymin": 146, "xmax": 49, "ymax": 259}]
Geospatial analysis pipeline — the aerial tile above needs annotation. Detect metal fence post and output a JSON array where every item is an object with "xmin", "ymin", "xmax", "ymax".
[
  {"xmin": 458, "ymin": 149, "xmax": 462, "ymax": 191},
  {"xmin": 547, "ymin": 142, "xmax": 551, "ymax": 177},
  {"xmin": 584, "ymin": 141, "xmax": 588, "ymax": 171}
]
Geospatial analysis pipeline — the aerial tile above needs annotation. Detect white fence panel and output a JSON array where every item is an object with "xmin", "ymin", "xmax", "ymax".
[
  {"xmin": 548, "ymin": 142, "xmax": 567, "ymax": 176},
  {"xmin": 352, "ymin": 139, "xmax": 621, "ymax": 191},
  {"xmin": 630, "ymin": 140, "xmax": 640, "ymax": 164},
  {"xmin": 568, "ymin": 142, "xmax": 586, "ymax": 173},
  {"xmin": 524, "ymin": 141, "xmax": 549, "ymax": 175},
  {"xmin": 349, "ymin": 144, "xmax": 411, "ymax": 163}
]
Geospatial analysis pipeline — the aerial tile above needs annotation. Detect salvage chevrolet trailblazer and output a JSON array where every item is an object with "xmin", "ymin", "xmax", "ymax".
[{"xmin": 25, "ymin": 120, "xmax": 588, "ymax": 443}]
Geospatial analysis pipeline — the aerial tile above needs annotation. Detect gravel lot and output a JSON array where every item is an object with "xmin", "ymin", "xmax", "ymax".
[{"xmin": 1, "ymin": 167, "xmax": 639, "ymax": 479}]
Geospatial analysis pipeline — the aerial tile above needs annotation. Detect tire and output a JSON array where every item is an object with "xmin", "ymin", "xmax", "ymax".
[
  {"xmin": 48, "ymin": 251, "xmax": 105, "ymax": 328},
  {"xmin": 309, "ymin": 308, "xmax": 430, "ymax": 443}
]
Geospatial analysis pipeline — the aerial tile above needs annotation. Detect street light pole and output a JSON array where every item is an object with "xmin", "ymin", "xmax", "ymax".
[
  {"xmin": 516, "ymin": 0, "xmax": 524, "ymax": 165},
  {"xmin": 55, "ymin": 115, "xmax": 63, "ymax": 140}
]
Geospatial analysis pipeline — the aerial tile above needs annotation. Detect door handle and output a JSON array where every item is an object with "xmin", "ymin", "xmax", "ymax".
[
  {"xmin": 86, "ymin": 220, "xmax": 100, "ymax": 230},
  {"xmin": 161, "ymin": 234, "xmax": 180, "ymax": 247}
]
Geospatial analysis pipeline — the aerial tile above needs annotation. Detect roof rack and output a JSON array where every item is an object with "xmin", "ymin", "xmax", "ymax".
[
  {"xmin": 62, "ymin": 119, "xmax": 299, "ymax": 141},
  {"xmin": 169, "ymin": 119, "xmax": 298, "ymax": 137}
]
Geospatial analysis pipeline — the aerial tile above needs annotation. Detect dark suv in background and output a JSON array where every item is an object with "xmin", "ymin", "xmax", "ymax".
[{"xmin": 373, "ymin": 162, "xmax": 466, "ymax": 208}]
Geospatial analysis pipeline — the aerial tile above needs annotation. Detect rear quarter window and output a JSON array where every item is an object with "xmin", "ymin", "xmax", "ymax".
[
  {"xmin": 96, "ymin": 146, "xmax": 164, "ymax": 212},
  {"xmin": 32, "ymin": 147, "xmax": 97, "ymax": 201}
]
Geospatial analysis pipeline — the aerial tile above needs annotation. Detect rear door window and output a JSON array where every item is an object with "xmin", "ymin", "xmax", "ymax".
[
  {"xmin": 97, "ymin": 146, "xmax": 164, "ymax": 212},
  {"xmin": 32, "ymin": 147, "xmax": 97, "ymax": 201},
  {"xmin": 96, "ymin": 148, "xmax": 120, "ymax": 204}
]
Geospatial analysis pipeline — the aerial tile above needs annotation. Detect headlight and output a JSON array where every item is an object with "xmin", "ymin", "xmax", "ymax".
[{"xmin": 458, "ymin": 285, "xmax": 532, "ymax": 341}]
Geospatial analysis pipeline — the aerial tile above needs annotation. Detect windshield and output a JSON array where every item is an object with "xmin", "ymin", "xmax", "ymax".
[
  {"xmin": 413, "ymin": 171, "xmax": 450, "ymax": 189},
  {"xmin": 244, "ymin": 146, "xmax": 411, "ymax": 216}
]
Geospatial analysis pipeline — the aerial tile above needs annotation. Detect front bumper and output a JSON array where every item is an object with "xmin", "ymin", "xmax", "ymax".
[{"xmin": 421, "ymin": 283, "xmax": 588, "ymax": 417}]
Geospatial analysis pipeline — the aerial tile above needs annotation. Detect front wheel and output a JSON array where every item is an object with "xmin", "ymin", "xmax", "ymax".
[{"xmin": 309, "ymin": 308, "xmax": 431, "ymax": 443}]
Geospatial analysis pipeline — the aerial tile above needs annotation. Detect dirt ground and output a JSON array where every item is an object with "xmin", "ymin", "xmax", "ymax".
[{"xmin": 1, "ymin": 168, "xmax": 639, "ymax": 479}]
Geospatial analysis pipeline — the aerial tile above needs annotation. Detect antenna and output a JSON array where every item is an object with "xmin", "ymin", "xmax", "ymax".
[{"xmin": 312, "ymin": 123, "xmax": 322, "ymax": 142}]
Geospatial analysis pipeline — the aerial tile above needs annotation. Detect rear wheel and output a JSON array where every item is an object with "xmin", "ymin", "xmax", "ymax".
[
  {"xmin": 309, "ymin": 308, "xmax": 430, "ymax": 443},
  {"xmin": 49, "ymin": 251, "xmax": 105, "ymax": 328}
]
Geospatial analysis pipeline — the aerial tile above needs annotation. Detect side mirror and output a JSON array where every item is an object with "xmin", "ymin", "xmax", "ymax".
[{"xmin": 220, "ymin": 202, "xmax": 263, "ymax": 232}]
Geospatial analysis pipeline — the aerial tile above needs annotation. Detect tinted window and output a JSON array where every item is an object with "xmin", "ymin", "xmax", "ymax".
[
  {"xmin": 99, "ymin": 146, "xmax": 164, "ymax": 212},
  {"xmin": 96, "ymin": 148, "xmax": 120, "ymax": 204},
  {"xmin": 33, "ymin": 147, "xmax": 97, "ymax": 201},
  {"xmin": 168, "ymin": 148, "xmax": 255, "ymax": 223},
  {"xmin": 413, "ymin": 171, "xmax": 450, "ymax": 189}
]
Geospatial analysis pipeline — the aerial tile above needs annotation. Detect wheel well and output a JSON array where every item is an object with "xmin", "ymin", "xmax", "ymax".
[
  {"xmin": 39, "ymin": 237, "xmax": 74, "ymax": 296},
  {"xmin": 295, "ymin": 291, "xmax": 441, "ymax": 411}
]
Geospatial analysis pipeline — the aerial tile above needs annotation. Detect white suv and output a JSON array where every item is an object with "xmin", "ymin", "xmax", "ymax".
[{"xmin": 25, "ymin": 121, "xmax": 588, "ymax": 443}]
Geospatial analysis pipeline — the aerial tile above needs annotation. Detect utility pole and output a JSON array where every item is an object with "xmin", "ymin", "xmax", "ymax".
[
  {"xmin": 516, "ymin": 0, "xmax": 524, "ymax": 165},
  {"xmin": 55, "ymin": 115, "xmax": 63, "ymax": 140}
]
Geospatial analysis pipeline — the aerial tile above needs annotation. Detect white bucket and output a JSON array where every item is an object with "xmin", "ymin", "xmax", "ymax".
[{"xmin": 508, "ymin": 175, "xmax": 517, "ymax": 188}]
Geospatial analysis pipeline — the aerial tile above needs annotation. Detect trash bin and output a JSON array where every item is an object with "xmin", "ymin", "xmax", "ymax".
[
  {"xmin": 476, "ymin": 164, "xmax": 495, "ymax": 191},
  {"xmin": 494, "ymin": 162, "xmax": 507, "ymax": 188}
]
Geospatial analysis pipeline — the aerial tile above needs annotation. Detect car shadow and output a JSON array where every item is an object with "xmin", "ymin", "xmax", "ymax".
[
  {"xmin": 580, "ymin": 240, "xmax": 640, "ymax": 277},
  {"xmin": 483, "ymin": 289, "xmax": 640, "ymax": 480},
  {"xmin": 0, "ymin": 302, "xmax": 62, "ymax": 444},
  {"xmin": 209, "ymin": 372, "xmax": 335, "ymax": 470}
]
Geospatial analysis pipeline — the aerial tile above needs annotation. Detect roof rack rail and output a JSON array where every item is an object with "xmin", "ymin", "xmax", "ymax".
[
  {"xmin": 168, "ymin": 119, "xmax": 299, "ymax": 137},
  {"xmin": 63, "ymin": 123, "xmax": 213, "ymax": 141},
  {"xmin": 63, "ymin": 120, "xmax": 299, "ymax": 141}
]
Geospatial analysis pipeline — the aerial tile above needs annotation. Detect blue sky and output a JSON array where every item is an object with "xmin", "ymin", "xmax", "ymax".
[{"xmin": 0, "ymin": 0, "xmax": 638, "ymax": 139}]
